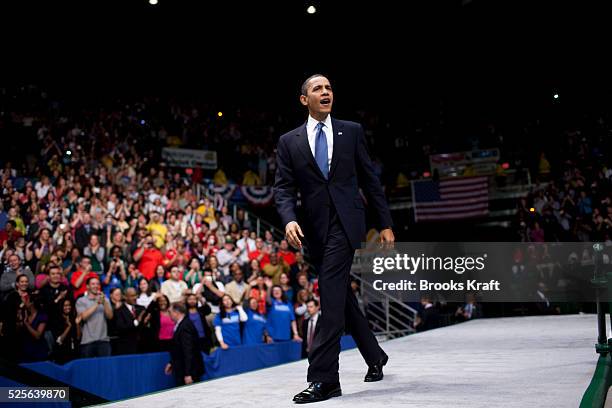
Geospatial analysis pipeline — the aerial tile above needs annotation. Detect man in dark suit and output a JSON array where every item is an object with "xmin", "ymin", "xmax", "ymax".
[
  {"xmin": 164, "ymin": 302, "xmax": 205, "ymax": 385},
  {"xmin": 414, "ymin": 295, "xmax": 440, "ymax": 332},
  {"xmin": 301, "ymin": 298, "xmax": 320, "ymax": 359},
  {"xmin": 113, "ymin": 288, "xmax": 145, "ymax": 355},
  {"xmin": 274, "ymin": 74, "xmax": 395, "ymax": 403}
]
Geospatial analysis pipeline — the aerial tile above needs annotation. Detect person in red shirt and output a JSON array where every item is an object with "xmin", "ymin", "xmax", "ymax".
[
  {"xmin": 70, "ymin": 257, "xmax": 99, "ymax": 299},
  {"xmin": 0, "ymin": 220, "xmax": 23, "ymax": 248},
  {"xmin": 277, "ymin": 239, "xmax": 296, "ymax": 266},
  {"xmin": 133, "ymin": 234, "xmax": 164, "ymax": 280},
  {"xmin": 248, "ymin": 237, "xmax": 270, "ymax": 269}
]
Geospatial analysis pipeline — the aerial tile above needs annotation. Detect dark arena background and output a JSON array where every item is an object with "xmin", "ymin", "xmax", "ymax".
[{"xmin": 1, "ymin": 1, "xmax": 611, "ymax": 407}]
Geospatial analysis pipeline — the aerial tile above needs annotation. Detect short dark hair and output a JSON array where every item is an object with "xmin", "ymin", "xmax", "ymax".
[
  {"xmin": 307, "ymin": 298, "xmax": 319, "ymax": 307},
  {"xmin": 170, "ymin": 301, "xmax": 187, "ymax": 315},
  {"xmin": 86, "ymin": 276, "xmax": 100, "ymax": 285},
  {"xmin": 301, "ymin": 74, "xmax": 326, "ymax": 96}
]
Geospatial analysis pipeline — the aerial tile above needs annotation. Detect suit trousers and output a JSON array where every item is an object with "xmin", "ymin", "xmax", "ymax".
[{"xmin": 306, "ymin": 204, "xmax": 384, "ymax": 383}]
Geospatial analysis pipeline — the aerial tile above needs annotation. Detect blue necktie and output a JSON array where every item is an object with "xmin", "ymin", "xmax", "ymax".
[{"xmin": 314, "ymin": 122, "xmax": 329, "ymax": 179}]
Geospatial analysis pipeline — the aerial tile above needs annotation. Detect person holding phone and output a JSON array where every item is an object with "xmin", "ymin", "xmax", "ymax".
[{"xmin": 75, "ymin": 276, "xmax": 113, "ymax": 357}]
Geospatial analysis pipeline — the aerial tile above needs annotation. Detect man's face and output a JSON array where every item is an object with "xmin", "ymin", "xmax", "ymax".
[
  {"xmin": 49, "ymin": 268, "xmax": 62, "ymax": 284},
  {"xmin": 88, "ymin": 278, "xmax": 101, "ymax": 295},
  {"xmin": 307, "ymin": 301, "xmax": 319, "ymax": 316},
  {"xmin": 81, "ymin": 258, "xmax": 91, "ymax": 271},
  {"xmin": 9, "ymin": 255, "xmax": 20, "ymax": 270},
  {"xmin": 280, "ymin": 240, "xmax": 289, "ymax": 251},
  {"xmin": 171, "ymin": 268, "xmax": 180, "ymax": 280},
  {"xmin": 300, "ymin": 76, "xmax": 333, "ymax": 117},
  {"xmin": 125, "ymin": 289, "xmax": 137, "ymax": 305},
  {"xmin": 233, "ymin": 270, "xmax": 243, "ymax": 282}
]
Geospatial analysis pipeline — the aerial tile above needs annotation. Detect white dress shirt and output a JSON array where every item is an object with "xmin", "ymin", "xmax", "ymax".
[{"xmin": 306, "ymin": 115, "xmax": 334, "ymax": 172}]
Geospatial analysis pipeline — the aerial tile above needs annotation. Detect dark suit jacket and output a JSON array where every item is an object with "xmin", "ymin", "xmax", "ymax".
[
  {"xmin": 301, "ymin": 314, "xmax": 320, "ymax": 358},
  {"xmin": 169, "ymin": 317, "xmax": 205, "ymax": 381},
  {"xmin": 274, "ymin": 118, "xmax": 393, "ymax": 258},
  {"xmin": 114, "ymin": 303, "xmax": 145, "ymax": 354},
  {"xmin": 415, "ymin": 306, "xmax": 440, "ymax": 332}
]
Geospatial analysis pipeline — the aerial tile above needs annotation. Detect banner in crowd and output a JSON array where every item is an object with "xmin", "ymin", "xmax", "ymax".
[
  {"xmin": 429, "ymin": 148, "xmax": 499, "ymax": 179},
  {"xmin": 201, "ymin": 181, "xmax": 274, "ymax": 207},
  {"xmin": 162, "ymin": 147, "xmax": 218, "ymax": 169}
]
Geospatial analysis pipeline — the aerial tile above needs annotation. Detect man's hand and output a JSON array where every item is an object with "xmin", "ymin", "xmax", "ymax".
[
  {"xmin": 285, "ymin": 221, "xmax": 304, "ymax": 249},
  {"xmin": 379, "ymin": 228, "xmax": 395, "ymax": 248},
  {"xmin": 164, "ymin": 363, "xmax": 172, "ymax": 375},
  {"xmin": 184, "ymin": 376, "xmax": 193, "ymax": 385}
]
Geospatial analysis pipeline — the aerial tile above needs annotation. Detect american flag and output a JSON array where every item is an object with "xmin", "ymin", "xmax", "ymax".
[{"xmin": 412, "ymin": 176, "xmax": 489, "ymax": 222}]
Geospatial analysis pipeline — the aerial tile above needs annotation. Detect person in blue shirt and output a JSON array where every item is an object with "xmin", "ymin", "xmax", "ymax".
[
  {"xmin": 213, "ymin": 294, "xmax": 247, "ymax": 349},
  {"xmin": 266, "ymin": 285, "xmax": 302, "ymax": 342},
  {"xmin": 243, "ymin": 297, "xmax": 272, "ymax": 345}
]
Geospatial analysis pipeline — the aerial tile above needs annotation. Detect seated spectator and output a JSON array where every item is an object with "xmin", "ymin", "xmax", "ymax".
[
  {"xmin": 243, "ymin": 297, "xmax": 271, "ymax": 346},
  {"xmin": 213, "ymin": 294, "xmax": 247, "ymax": 349},
  {"xmin": 70, "ymin": 257, "xmax": 98, "ymax": 299},
  {"xmin": 161, "ymin": 266, "xmax": 189, "ymax": 303},
  {"xmin": 224, "ymin": 263, "xmax": 248, "ymax": 305},
  {"xmin": 185, "ymin": 293, "xmax": 212, "ymax": 354},
  {"xmin": 266, "ymin": 285, "xmax": 301, "ymax": 343},
  {"xmin": 75, "ymin": 276, "xmax": 114, "ymax": 357}
]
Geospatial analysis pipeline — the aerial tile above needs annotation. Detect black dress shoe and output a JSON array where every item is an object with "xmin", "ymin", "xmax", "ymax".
[
  {"xmin": 364, "ymin": 352, "xmax": 389, "ymax": 382},
  {"xmin": 293, "ymin": 382, "xmax": 342, "ymax": 404}
]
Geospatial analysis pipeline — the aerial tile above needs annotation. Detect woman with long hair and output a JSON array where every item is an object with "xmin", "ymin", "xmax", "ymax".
[
  {"xmin": 52, "ymin": 298, "xmax": 81, "ymax": 364},
  {"xmin": 213, "ymin": 294, "xmax": 247, "ymax": 349},
  {"xmin": 266, "ymin": 285, "xmax": 301, "ymax": 343},
  {"xmin": 148, "ymin": 294, "xmax": 173, "ymax": 351}
]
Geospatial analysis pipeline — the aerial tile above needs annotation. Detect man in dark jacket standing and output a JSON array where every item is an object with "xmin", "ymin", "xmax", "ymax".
[
  {"xmin": 164, "ymin": 302, "xmax": 204, "ymax": 385},
  {"xmin": 274, "ymin": 74, "xmax": 395, "ymax": 403}
]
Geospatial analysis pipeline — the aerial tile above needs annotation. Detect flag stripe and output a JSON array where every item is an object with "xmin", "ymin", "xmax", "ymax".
[{"xmin": 413, "ymin": 177, "xmax": 489, "ymax": 222}]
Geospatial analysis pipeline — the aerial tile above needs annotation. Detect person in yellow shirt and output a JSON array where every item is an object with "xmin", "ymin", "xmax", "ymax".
[
  {"xmin": 213, "ymin": 169, "xmax": 228, "ymax": 185},
  {"xmin": 242, "ymin": 169, "xmax": 261, "ymax": 186},
  {"xmin": 196, "ymin": 198, "xmax": 215, "ymax": 225},
  {"xmin": 146, "ymin": 212, "xmax": 168, "ymax": 249},
  {"xmin": 262, "ymin": 252, "xmax": 290, "ymax": 285}
]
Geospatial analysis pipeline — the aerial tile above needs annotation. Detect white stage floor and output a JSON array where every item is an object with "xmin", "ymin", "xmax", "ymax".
[{"xmin": 101, "ymin": 314, "xmax": 598, "ymax": 408}]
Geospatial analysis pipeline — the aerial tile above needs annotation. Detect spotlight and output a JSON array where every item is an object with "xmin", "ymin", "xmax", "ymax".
[
  {"xmin": 217, "ymin": 111, "xmax": 223, "ymax": 118},
  {"xmin": 66, "ymin": 150, "xmax": 72, "ymax": 156},
  {"xmin": 553, "ymin": 93, "xmax": 559, "ymax": 100},
  {"xmin": 307, "ymin": 5, "xmax": 316, "ymax": 14},
  {"xmin": 149, "ymin": 0, "xmax": 158, "ymax": 5},
  {"xmin": 501, "ymin": 162, "xmax": 510, "ymax": 169},
  {"xmin": 423, "ymin": 171, "xmax": 431, "ymax": 178},
  {"xmin": 529, "ymin": 207, "xmax": 535, "ymax": 213}
]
